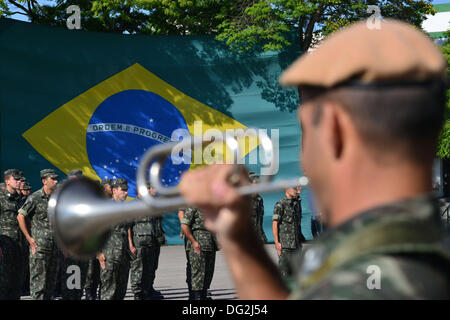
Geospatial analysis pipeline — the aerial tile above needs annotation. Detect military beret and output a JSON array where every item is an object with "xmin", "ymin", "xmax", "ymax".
[
  {"xmin": 279, "ymin": 19, "xmax": 447, "ymax": 88},
  {"xmin": 101, "ymin": 178, "xmax": 112, "ymax": 186},
  {"xmin": 40, "ymin": 169, "xmax": 59, "ymax": 179},
  {"xmin": 68, "ymin": 169, "xmax": 83, "ymax": 177},
  {"xmin": 4, "ymin": 169, "xmax": 24, "ymax": 180},
  {"xmin": 23, "ymin": 182, "xmax": 31, "ymax": 190},
  {"xmin": 112, "ymin": 178, "xmax": 128, "ymax": 190}
]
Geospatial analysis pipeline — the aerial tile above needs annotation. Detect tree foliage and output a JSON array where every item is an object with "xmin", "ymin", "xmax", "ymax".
[
  {"xmin": 1, "ymin": 1, "xmax": 437, "ymax": 52},
  {"xmin": 213, "ymin": 0, "xmax": 436, "ymax": 53}
]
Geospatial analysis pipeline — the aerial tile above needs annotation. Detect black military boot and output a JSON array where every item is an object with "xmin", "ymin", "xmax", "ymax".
[
  {"xmin": 134, "ymin": 293, "xmax": 144, "ymax": 300},
  {"xmin": 147, "ymin": 287, "xmax": 163, "ymax": 300},
  {"xmin": 202, "ymin": 290, "xmax": 212, "ymax": 300},
  {"xmin": 85, "ymin": 289, "xmax": 96, "ymax": 300},
  {"xmin": 191, "ymin": 290, "xmax": 203, "ymax": 300}
]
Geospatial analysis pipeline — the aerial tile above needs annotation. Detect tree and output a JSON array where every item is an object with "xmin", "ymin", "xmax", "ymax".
[
  {"xmin": 1, "ymin": 1, "xmax": 436, "ymax": 51},
  {"xmin": 0, "ymin": 0, "xmax": 234, "ymax": 34},
  {"xmin": 214, "ymin": 0, "xmax": 436, "ymax": 53},
  {"xmin": 437, "ymin": 29, "xmax": 450, "ymax": 159},
  {"xmin": 0, "ymin": 0, "xmax": 158, "ymax": 33}
]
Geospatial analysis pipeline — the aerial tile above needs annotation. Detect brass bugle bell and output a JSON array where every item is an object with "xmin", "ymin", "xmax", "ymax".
[{"xmin": 48, "ymin": 131, "xmax": 309, "ymax": 260}]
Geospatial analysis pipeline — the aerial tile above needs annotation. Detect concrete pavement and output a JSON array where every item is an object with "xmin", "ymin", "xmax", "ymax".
[{"xmin": 21, "ymin": 244, "xmax": 280, "ymax": 300}]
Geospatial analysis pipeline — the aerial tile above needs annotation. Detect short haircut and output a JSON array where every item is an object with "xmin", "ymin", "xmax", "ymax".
[{"xmin": 300, "ymin": 80, "xmax": 446, "ymax": 163}]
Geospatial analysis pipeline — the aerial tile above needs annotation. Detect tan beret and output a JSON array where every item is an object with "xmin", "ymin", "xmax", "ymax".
[{"xmin": 279, "ymin": 19, "xmax": 446, "ymax": 88}]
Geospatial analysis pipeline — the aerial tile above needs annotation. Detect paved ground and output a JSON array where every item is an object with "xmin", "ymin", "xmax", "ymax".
[
  {"xmin": 21, "ymin": 244, "xmax": 280, "ymax": 300},
  {"xmin": 129, "ymin": 244, "xmax": 280, "ymax": 300}
]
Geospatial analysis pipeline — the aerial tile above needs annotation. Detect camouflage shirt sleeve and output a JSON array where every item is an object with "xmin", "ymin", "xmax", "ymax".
[
  {"xmin": 290, "ymin": 255, "xmax": 422, "ymax": 300},
  {"xmin": 18, "ymin": 195, "xmax": 35, "ymax": 218},
  {"xmin": 273, "ymin": 201, "xmax": 283, "ymax": 221},
  {"xmin": 181, "ymin": 207, "xmax": 193, "ymax": 226}
]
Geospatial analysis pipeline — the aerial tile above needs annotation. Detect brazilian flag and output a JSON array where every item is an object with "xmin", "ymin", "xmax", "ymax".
[{"xmin": 0, "ymin": 18, "xmax": 312, "ymax": 243}]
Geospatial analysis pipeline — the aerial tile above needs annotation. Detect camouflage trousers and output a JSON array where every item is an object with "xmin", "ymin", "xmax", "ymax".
[
  {"xmin": 100, "ymin": 254, "xmax": 130, "ymax": 300},
  {"xmin": 29, "ymin": 240, "xmax": 60, "ymax": 300},
  {"xmin": 21, "ymin": 237, "xmax": 30, "ymax": 296},
  {"xmin": 184, "ymin": 240, "xmax": 191, "ymax": 291},
  {"xmin": 130, "ymin": 245, "xmax": 160, "ymax": 296},
  {"xmin": 0, "ymin": 235, "xmax": 25, "ymax": 299},
  {"xmin": 188, "ymin": 248, "xmax": 216, "ymax": 291},
  {"xmin": 59, "ymin": 255, "xmax": 88, "ymax": 300},
  {"xmin": 84, "ymin": 258, "xmax": 101, "ymax": 296},
  {"xmin": 279, "ymin": 248, "xmax": 300, "ymax": 278}
]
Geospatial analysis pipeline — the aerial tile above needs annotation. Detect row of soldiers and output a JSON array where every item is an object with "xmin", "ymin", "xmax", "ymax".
[
  {"xmin": 177, "ymin": 171, "xmax": 306, "ymax": 300},
  {"xmin": 0, "ymin": 168, "xmax": 165, "ymax": 300},
  {"xmin": 1, "ymin": 166, "xmax": 306, "ymax": 300}
]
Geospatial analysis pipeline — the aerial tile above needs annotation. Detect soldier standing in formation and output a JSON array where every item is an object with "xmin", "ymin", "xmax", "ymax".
[
  {"xmin": 181, "ymin": 207, "xmax": 218, "ymax": 300},
  {"xmin": 97, "ymin": 178, "xmax": 131, "ymax": 300},
  {"xmin": 129, "ymin": 183, "xmax": 165, "ymax": 300},
  {"xmin": 101, "ymin": 178, "xmax": 113, "ymax": 198},
  {"xmin": 16, "ymin": 174, "xmax": 28, "ymax": 209},
  {"xmin": 84, "ymin": 178, "xmax": 112, "ymax": 300},
  {"xmin": 18, "ymin": 169, "xmax": 59, "ymax": 300},
  {"xmin": 178, "ymin": 208, "xmax": 193, "ymax": 299},
  {"xmin": 248, "ymin": 172, "xmax": 267, "ymax": 244},
  {"xmin": 273, "ymin": 186, "xmax": 304, "ymax": 279},
  {"xmin": 21, "ymin": 183, "xmax": 31, "ymax": 197},
  {"xmin": 0, "ymin": 169, "xmax": 26, "ymax": 299},
  {"xmin": 58, "ymin": 170, "xmax": 88, "ymax": 300},
  {"xmin": 20, "ymin": 181, "xmax": 31, "ymax": 296},
  {"xmin": 179, "ymin": 20, "xmax": 450, "ymax": 299}
]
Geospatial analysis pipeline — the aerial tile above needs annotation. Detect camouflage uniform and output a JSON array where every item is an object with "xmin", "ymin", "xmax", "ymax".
[
  {"xmin": 18, "ymin": 188, "xmax": 60, "ymax": 300},
  {"xmin": 251, "ymin": 194, "xmax": 267, "ymax": 244},
  {"xmin": 20, "ymin": 182, "xmax": 31, "ymax": 296},
  {"xmin": 85, "ymin": 178, "xmax": 112, "ymax": 300},
  {"xmin": 84, "ymin": 258, "xmax": 101, "ymax": 299},
  {"xmin": 130, "ymin": 213, "xmax": 165, "ymax": 299},
  {"xmin": 181, "ymin": 207, "xmax": 218, "ymax": 299},
  {"xmin": 0, "ymin": 188, "xmax": 24, "ymax": 299},
  {"xmin": 273, "ymin": 196, "xmax": 303, "ymax": 278},
  {"xmin": 99, "ymin": 219, "xmax": 131, "ymax": 300},
  {"xmin": 248, "ymin": 173, "xmax": 267, "ymax": 244},
  {"xmin": 289, "ymin": 195, "xmax": 450, "ymax": 299},
  {"xmin": 179, "ymin": 209, "xmax": 193, "ymax": 298}
]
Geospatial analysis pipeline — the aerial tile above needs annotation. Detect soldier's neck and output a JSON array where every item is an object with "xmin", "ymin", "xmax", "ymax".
[
  {"xmin": 327, "ymin": 159, "xmax": 432, "ymax": 228},
  {"xmin": 6, "ymin": 185, "xmax": 17, "ymax": 194},
  {"xmin": 43, "ymin": 185, "xmax": 53, "ymax": 196}
]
